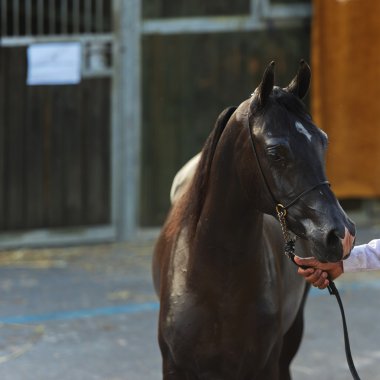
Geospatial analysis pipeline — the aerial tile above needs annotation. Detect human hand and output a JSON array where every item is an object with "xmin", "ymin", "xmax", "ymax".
[{"xmin": 294, "ymin": 256, "xmax": 344, "ymax": 289}]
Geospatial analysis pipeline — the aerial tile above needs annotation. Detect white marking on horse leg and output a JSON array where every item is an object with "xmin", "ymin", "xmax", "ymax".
[{"xmin": 295, "ymin": 121, "xmax": 312, "ymax": 142}]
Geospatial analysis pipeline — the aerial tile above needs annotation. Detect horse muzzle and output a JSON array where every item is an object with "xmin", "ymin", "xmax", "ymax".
[
  {"xmin": 317, "ymin": 223, "xmax": 356, "ymax": 263},
  {"xmin": 341, "ymin": 227, "xmax": 355, "ymax": 260}
]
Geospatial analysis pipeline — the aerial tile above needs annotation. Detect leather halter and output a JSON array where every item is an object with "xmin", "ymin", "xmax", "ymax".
[
  {"xmin": 246, "ymin": 120, "xmax": 361, "ymax": 380},
  {"xmin": 246, "ymin": 120, "xmax": 330, "ymax": 214}
]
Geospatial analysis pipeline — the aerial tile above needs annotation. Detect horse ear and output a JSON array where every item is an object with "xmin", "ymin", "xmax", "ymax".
[
  {"xmin": 256, "ymin": 61, "xmax": 275, "ymax": 108},
  {"xmin": 286, "ymin": 59, "xmax": 311, "ymax": 99}
]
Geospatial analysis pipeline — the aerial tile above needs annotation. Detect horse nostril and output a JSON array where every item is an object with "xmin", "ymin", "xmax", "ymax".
[
  {"xmin": 324, "ymin": 229, "xmax": 342, "ymax": 262},
  {"xmin": 326, "ymin": 229, "xmax": 340, "ymax": 249}
]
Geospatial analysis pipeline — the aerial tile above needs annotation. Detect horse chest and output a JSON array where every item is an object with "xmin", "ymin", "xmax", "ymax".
[
  {"xmin": 159, "ymin": 218, "xmax": 306, "ymax": 377},
  {"xmin": 162, "ymin": 269, "xmax": 284, "ymax": 374},
  {"xmin": 162, "ymin": 303, "xmax": 281, "ymax": 380}
]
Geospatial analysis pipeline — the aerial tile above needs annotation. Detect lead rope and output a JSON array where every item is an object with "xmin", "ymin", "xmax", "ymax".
[{"xmin": 275, "ymin": 204, "xmax": 361, "ymax": 380}]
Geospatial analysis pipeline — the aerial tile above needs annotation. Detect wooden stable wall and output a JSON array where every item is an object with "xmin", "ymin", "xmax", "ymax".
[
  {"xmin": 0, "ymin": 0, "xmax": 312, "ymax": 242},
  {"xmin": 312, "ymin": 0, "xmax": 380, "ymax": 199},
  {"xmin": 0, "ymin": 47, "xmax": 111, "ymax": 232},
  {"xmin": 140, "ymin": 26, "xmax": 311, "ymax": 226}
]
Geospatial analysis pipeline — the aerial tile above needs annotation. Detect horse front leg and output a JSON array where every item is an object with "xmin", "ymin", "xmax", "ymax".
[
  {"xmin": 162, "ymin": 356, "xmax": 196, "ymax": 380},
  {"xmin": 278, "ymin": 285, "xmax": 310, "ymax": 380},
  {"xmin": 258, "ymin": 351, "xmax": 281, "ymax": 380}
]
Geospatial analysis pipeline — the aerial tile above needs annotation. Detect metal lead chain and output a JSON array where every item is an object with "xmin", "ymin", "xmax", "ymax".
[{"xmin": 276, "ymin": 204, "xmax": 290, "ymax": 242}]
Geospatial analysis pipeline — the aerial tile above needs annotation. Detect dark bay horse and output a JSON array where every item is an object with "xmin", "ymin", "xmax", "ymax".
[{"xmin": 153, "ymin": 61, "xmax": 356, "ymax": 380}]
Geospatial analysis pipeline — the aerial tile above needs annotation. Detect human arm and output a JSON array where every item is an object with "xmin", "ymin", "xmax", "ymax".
[
  {"xmin": 343, "ymin": 239, "xmax": 380, "ymax": 272},
  {"xmin": 294, "ymin": 239, "xmax": 380, "ymax": 289}
]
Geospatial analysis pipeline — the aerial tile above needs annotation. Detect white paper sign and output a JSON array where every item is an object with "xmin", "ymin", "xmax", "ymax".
[{"xmin": 27, "ymin": 42, "xmax": 82, "ymax": 85}]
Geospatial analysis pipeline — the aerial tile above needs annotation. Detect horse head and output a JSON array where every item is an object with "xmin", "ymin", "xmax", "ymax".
[{"xmin": 237, "ymin": 60, "xmax": 355, "ymax": 263}]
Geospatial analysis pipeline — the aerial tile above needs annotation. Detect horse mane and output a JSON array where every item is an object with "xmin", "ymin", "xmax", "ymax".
[{"xmin": 174, "ymin": 106, "xmax": 237, "ymax": 241}]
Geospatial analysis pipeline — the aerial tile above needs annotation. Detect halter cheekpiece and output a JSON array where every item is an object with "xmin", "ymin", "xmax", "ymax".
[{"xmin": 246, "ymin": 117, "xmax": 361, "ymax": 380}]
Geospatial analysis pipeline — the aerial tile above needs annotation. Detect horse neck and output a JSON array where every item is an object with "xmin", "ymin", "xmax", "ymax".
[{"xmin": 194, "ymin": 127, "xmax": 265, "ymax": 253}]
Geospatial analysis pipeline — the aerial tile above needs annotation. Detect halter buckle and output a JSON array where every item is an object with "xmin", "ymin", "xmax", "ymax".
[{"xmin": 275, "ymin": 204, "xmax": 287, "ymax": 218}]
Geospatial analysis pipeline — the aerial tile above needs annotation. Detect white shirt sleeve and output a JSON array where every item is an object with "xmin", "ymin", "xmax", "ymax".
[{"xmin": 343, "ymin": 239, "xmax": 380, "ymax": 272}]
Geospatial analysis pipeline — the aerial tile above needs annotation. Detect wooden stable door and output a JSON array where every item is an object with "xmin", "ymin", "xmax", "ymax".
[{"xmin": 0, "ymin": 47, "xmax": 111, "ymax": 232}]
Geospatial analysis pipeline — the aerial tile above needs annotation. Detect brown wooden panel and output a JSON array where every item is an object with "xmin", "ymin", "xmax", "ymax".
[
  {"xmin": 47, "ymin": 86, "xmax": 65, "ymax": 227},
  {"xmin": 82, "ymin": 78, "xmax": 111, "ymax": 225},
  {"xmin": 140, "ymin": 35, "xmax": 179, "ymax": 225},
  {"xmin": 312, "ymin": 0, "xmax": 380, "ymax": 198},
  {"xmin": 62, "ymin": 85, "xmax": 83, "ymax": 225},
  {"xmin": 0, "ymin": 48, "xmax": 6, "ymax": 229},
  {"xmin": 5, "ymin": 48, "xmax": 26, "ymax": 229},
  {"xmin": 0, "ymin": 46, "xmax": 111, "ymax": 232},
  {"xmin": 25, "ymin": 85, "xmax": 45, "ymax": 228}
]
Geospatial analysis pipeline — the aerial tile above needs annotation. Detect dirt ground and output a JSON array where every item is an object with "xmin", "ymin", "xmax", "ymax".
[{"xmin": 0, "ymin": 223, "xmax": 379, "ymax": 380}]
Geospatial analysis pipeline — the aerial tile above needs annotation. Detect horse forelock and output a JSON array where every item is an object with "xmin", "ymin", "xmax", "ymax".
[
  {"xmin": 250, "ymin": 87, "xmax": 309, "ymax": 121},
  {"xmin": 273, "ymin": 88, "xmax": 310, "ymax": 118}
]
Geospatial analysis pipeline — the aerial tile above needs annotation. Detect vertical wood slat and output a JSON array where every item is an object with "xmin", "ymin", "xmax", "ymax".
[
  {"xmin": 85, "ymin": 0, "xmax": 93, "ymax": 33},
  {"xmin": 61, "ymin": 0, "xmax": 68, "ymax": 34},
  {"xmin": 1, "ymin": 0, "xmax": 7, "ymax": 36},
  {"xmin": 42, "ymin": 88, "xmax": 53, "ymax": 225},
  {"xmin": 37, "ymin": 0, "xmax": 44, "ymax": 35},
  {"xmin": 62, "ymin": 86, "xmax": 83, "ymax": 225},
  {"xmin": 25, "ymin": 0, "xmax": 32, "ymax": 35},
  {"xmin": 0, "ymin": 47, "xmax": 6, "ymax": 229},
  {"xmin": 82, "ymin": 78, "xmax": 110, "ymax": 224},
  {"xmin": 6, "ymin": 48, "xmax": 25, "ymax": 229},
  {"xmin": 25, "ymin": 85, "xmax": 45, "ymax": 228},
  {"xmin": 96, "ymin": 0, "xmax": 104, "ymax": 32},
  {"xmin": 49, "ymin": 0, "xmax": 56, "ymax": 35},
  {"xmin": 13, "ymin": 0, "xmax": 20, "ymax": 35},
  {"xmin": 73, "ymin": 0, "xmax": 80, "ymax": 33},
  {"xmin": 140, "ymin": 35, "xmax": 163, "ymax": 225},
  {"xmin": 47, "ymin": 87, "xmax": 65, "ymax": 226}
]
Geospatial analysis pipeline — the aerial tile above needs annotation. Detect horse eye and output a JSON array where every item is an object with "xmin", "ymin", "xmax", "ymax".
[
  {"xmin": 268, "ymin": 152, "xmax": 283, "ymax": 162},
  {"xmin": 266, "ymin": 145, "xmax": 289, "ymax": 163}
]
